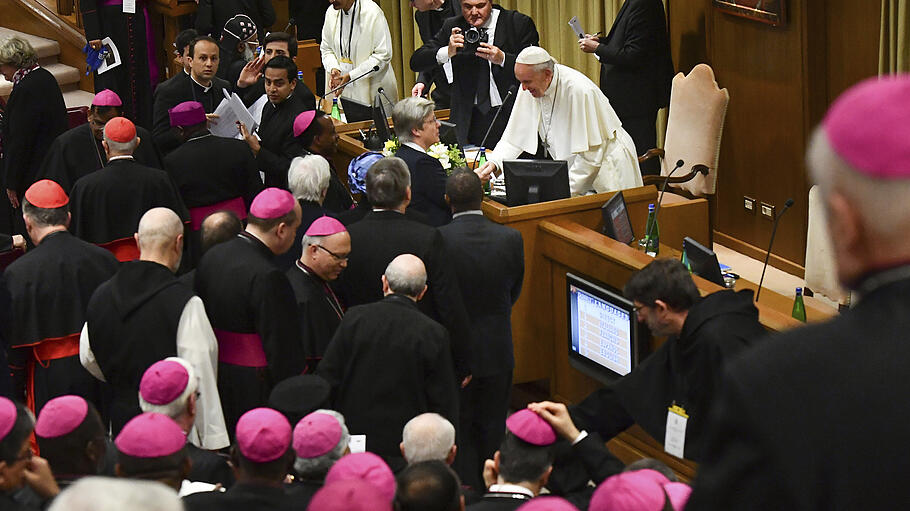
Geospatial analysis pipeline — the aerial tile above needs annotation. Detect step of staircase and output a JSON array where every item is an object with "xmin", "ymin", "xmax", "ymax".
[{"xmin": 0, "ymin": 26, "xmax": 92, "ymax": 109}]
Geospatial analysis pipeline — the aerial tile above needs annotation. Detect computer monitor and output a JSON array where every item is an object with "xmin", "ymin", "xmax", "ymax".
[
  {"xmin": 601, "ymin": 191, "xmax": 635, "ymax": 245},
  {"xmin": 372, "ymin": 92, "xmax": 393, "ymax": 143},
  {"xmin": 682, "ymin": 237, "xmax": 725, "ymax": 286},
  {"xmin": 438, "ymin": 120, "xmax": 458, "ymax": 147},
  {"xmin": 567, "ymin": 272, "xmax": 639, "ymax": 384},
  {"xmin": 340, "ymin": 97, "xmax": 373, "ymax": 123},
  {"xmin": 503, "ymin": 159, "xmax": 570, "ymax": 206}
]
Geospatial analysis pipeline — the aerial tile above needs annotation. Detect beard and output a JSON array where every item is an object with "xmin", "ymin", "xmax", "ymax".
[{"xmin": 241, "ymin": 44, "xmax": 255, "ymax": 62}]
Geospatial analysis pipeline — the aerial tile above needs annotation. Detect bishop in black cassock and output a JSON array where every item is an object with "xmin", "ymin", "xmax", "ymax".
[
  {"xmin": 194, "ymin": 188, "xmax": 305, "ymax": 433},
  {"xmin": 69, "ymin": 117, "xmax": 187, "ymax": 260},
  {"xmin": 294, "ymin": 110, "xmax": 355, "ymax": 213},
  {"xmin": 40, "ymin": 89, "xmax": 161, "ymax": 193},
  {"xmin": 152, "ymin": 37, "xmax": 231, "ymax": 154},
  {"xmin": 3, "ymin": 180, "xmax": 118, "ymax": 415}
]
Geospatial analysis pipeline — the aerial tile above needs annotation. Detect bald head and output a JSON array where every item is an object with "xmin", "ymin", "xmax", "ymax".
[
  {"xmin": 136, "ymin": 208, "xmax": 184, "ymax": 272},
  {"xmin": 401, "ymin": 413, "xmax": 456, "ymax": 465},
  {"xmin": 200, "ymin": 210, "xmax": 242, "ymax": 254},
  {"xmin": 383, "ymin": 254, "xmax": 427, "ymax": 299}
]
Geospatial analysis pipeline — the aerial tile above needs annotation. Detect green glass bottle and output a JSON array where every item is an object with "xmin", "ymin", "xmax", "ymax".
[
  {"xmin": 478, "ymin": 147, "xmax": 490, "ymax": 195},
  {"xmin": 792, "ymin": 287, "xmax": 807, "ymax": 322},
  {"xmin": 681, "ymin": 248, "xmax": 693, "ymax": 273},
  {"xmin": 331, "ymin": 98, "xmax": 341, "ymax": 121},
  {"xmin": 644, "ymin": 203, "xmax": 659, "ymax": 256}
]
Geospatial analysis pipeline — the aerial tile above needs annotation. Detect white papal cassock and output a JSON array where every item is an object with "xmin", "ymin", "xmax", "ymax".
[{"xmin": 488, "ymin": 63, "xmax": 643, "ymax": 196}]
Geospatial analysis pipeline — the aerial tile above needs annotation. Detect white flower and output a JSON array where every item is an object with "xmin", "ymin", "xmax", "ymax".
[{"xmin": 382, "ymin": 139, "xmax": 398, "ymax": 157}]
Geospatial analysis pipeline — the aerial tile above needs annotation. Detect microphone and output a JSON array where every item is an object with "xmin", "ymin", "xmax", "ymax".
[
  {"xmin": 319, "ymin": 65, "xmax": 381, "ymax": 107},
  {"xmin": 377, "ymin": 87, "xmax": 395, "ymax": 110},
  {"xmin": 755, "ymin": 198, "xmax": 795, "ymax": 302},
  {"xmin": 284, "ymin": 18, "xmax": 296, "ymax": 33},
  {"xmin": 644, "ymin": 159, "xmax": 685, "ymax": 246},
  {"xmin": 472, "ymin": 86, "xmax": 518, "ymax": 170}
]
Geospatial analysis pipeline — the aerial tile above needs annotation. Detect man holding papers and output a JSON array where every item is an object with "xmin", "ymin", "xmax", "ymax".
[{"xmin": 476, "ymin": 47, "xmax": 642, "ymax": 196}]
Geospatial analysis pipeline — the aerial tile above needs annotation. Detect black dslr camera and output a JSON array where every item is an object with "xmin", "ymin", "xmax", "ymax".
[{"xmin": 461, "ymin": 27, "xmax": 488, "ymax": 54}]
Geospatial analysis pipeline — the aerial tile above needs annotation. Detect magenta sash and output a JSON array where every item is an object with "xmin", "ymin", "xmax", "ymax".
[
  {"xmin": 189, "ymin": 197, "xmax": 247, "ymax": 231},
  {"xmin": 214, "ymin": 329, "xmax": 267, "ymax": 368}
]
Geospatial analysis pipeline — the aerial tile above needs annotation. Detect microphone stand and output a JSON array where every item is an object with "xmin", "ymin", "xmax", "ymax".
[
  {"xmin": 644, "ymin": 159, "xmax": 685, "ymax": 245},
  {"xmin": 471, "ymin": 87, "xmax": 517, "ymax": 170},
  {"xmin": 755, "ymin": 198, "xmax": 795, "ymax": 302},
  {"xmin": 317, "ymin": 65, "xmax": 380, "ymax": 111}
]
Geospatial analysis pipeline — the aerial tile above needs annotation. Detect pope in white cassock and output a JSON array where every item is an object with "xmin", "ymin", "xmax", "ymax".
[{"xmin": 478, "ymin": 46, "xmax": 643, "ymax": 196}]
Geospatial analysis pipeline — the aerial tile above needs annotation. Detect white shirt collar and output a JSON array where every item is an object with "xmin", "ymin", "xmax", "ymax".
[
  {"xmin": 453, "ymin": 210, "xmax": 483, "ymax": 218},
  {"xmin": 190, "ymin": 74, "xmax": 212, "ymax": 93},
  {"xmin": 403, "ymin": 141, "xmax": 427, "ymax": 154},
  {"xmin": 488, "ymin": 484, "xmax": 534, "ymax": 498},
  {"xmin": 108, "ymin": 155, "xmax": 135, "ymax": 162}
]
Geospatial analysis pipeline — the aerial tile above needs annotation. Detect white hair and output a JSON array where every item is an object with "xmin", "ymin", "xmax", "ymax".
[
  {"xmin": 136, "ymin": 208, "xmax": 183, "ymax": 252},
  {"xmin": 808, "ymin": 128, "xmax": 910, "ymax": 239},
  {"xmin": 103, "ymin": 134, "xmax": 139, "ymax": 154},
  {"xmin": 48, "ymin": 477, "xmax": 182, "ymax": 511},
  {"xmin": 392, "ymin": 96, "xmax": 435, "ymax": 143},
  {"xmin": 401, "ymin": 413, "xmax": 455, "ymax": 463},
  {"xmin": 531, "ymin": 60, "xmax": 556, "ymax": 75},
  {"xmin": 384, "ymin": 254, "xmax": 427, "ymax": 297},
  {"xmin": 138, "ymin": 357, "xmax": 199, "ymax": 421},
  {"xmin": 293, "ymin": 409, "xmax": 350, "ymax": 478},
  {"xmin": 288, "ymin": 155, "xmax": 331, "ymax": 203}
]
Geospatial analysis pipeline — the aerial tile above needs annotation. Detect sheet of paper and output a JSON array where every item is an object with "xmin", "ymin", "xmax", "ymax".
[
  {"xmin": 248, "ymin": 94, "xmax": 269, "ymax": 126},
  {"xmin": 123, "ymin": 0, "xmax": 136, "ymax": 14},
  {"xmin": 568, "ymin": 16, "xmax": 585, "ymax": 39},
  {"xmin": 96, "ymin": 37, "xmax": 121, "ymax": 75},
  {"xmin": 229, "ymin": 91, "xmax": 257, "ymax": 134},
  {"xmin": 209, "ymin": 96, "xmax": 241, "ymax": 139},
  {"xmin": 349, "ymin": 435, "xmax": 366, "ymax": 453}
]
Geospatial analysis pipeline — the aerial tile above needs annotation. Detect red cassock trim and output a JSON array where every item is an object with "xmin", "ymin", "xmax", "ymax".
[
  {"xmin": 214, "ymin": 329, "xmax": 267, "ymax": 368},
  {"xmin": 98, "ymin": 237, "xmax": 140, "ymax": 262},
  {"xmin": 189, "ymin": 197, "xmax": 248, "ymax": 231}
]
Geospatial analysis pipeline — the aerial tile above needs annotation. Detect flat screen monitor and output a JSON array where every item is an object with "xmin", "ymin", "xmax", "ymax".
[
  {"xmin": 601, "ymin": 191, "xmax": 635, "ymax": 245},
  {"xmin": 503, "ymin": 159, "xmax": 570, "ymax": 206},
  {"xmin": 340, "ymin": 97, "xmax": 372, "ymax": 123},
  {"xmin": 682, "ymin": 236, "xmax": 725, "ymax": 286},
  {"xmin": 567, "ymin": 272, "xmax": 638, "ymax": 384},
  {"xmin": 372, "ymin": 92, "xmax": 393, "ymax": 143},
  {"xmin": 438, "ymin": 120, "xmax": 458, "ymax": 147}
]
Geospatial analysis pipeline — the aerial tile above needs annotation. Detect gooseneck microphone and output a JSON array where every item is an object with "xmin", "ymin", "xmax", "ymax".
[
  {"xmin": 319, "ymin": 65, "xmax": 381, "ymax": 106},
  {"xmin": 644, "ymin": 159, "xmax": 685, "ymax": 245},
  {"xmin": 755, "ymin": 198, "xmax": 795, "ymax": 302},
  {"xmin": 472, "ymin": 86, "xmax": 518, "ymax": 170},
  {"xmin": 376, "ymin": 87, "xmax": 396, "ymax": 110}
]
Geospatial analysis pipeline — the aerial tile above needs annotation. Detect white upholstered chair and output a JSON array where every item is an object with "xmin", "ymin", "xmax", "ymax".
[{"xmin": 804, "ymin": 185, "xmax": 850, "ymax": 304}]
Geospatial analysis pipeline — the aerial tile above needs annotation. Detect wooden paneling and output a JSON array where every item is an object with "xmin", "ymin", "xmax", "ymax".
[
  {"xmin": 824, "ymin": 0, "xmax": 880, "ymax": 102},
  {"xmin": 668, "ymin": 0, "xmax": 708, "ymax": 74}
]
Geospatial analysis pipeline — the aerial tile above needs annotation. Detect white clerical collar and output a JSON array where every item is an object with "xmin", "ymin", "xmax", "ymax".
[
  {"xmin": 108, "ymin": 155, "xmax": 134, "ymax": 162},
  {"xmin": 403, "ymin": 141, "xmax": 427, "ymax": 154},
  {"xmin": 453, "ymin": 210, "xmax": 482, "ymax": 218},
  {"xmin": 488, "ymin": 484, "xmax": 534, "ymax": 498},
  {"xmin": 190, "ymin": 74, "xmax": 212, "ymax": 92}
]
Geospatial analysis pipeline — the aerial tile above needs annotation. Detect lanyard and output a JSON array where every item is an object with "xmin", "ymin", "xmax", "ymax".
[{"xmin": 338, "ymin": 0, "xmax": 358, "ymax": 60}]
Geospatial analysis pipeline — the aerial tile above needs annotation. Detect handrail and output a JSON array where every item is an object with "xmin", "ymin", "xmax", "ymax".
[{"xmin": 13, "ymin": 0, "xmax": 86, "ymax": 46}]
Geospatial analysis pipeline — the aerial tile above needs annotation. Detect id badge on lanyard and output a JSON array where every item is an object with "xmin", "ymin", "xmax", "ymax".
[
  {"xmin": 664, "ymin": 403, "xmax": 688, "ymax": 459},
  {"xmin": 123, "ymin": 0, "xmax": 136, "ymax": 14}
]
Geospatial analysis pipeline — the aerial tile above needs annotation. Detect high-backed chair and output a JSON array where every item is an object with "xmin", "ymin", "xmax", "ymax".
[
  {"xmin": 804, "ymin": 184, "xmax": 850, "ymax": 304},
  {"xmin": 639, "ymin": 64, "xmax": 729, "ymax": 245}
]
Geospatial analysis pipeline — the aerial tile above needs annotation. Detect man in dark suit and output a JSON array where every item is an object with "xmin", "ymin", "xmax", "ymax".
[
  {"xmin": 152, "ymin": 36, "xmax": 231, "ymax": 154},
  {"xmin": 687, "ymin": 76, "xmax": 910, "ymax": 510},
  {"xmin": 393, "ymin": 97, "xmax": 450, "ymax": 227},
  {"xmin": 336, "ymin": 157, "xmax": 472, "ymax": 385},
  {"xmin": 410, "ymin": 0, "xmax": 539, "ymax": 147},
  {"xmin": 579, "ymin": 0, "xmax": 674, "ymax": 174},
  {"xmin": 410, "ymin": 0, "xmax": 460, "ymax": 109},
  {"xmin": 439, "ymin": 169, "xmax": 523, "ymax": 489},
  {"xmin": 318, "ymin": 254, "xmax": 458, "ymax": 471}
]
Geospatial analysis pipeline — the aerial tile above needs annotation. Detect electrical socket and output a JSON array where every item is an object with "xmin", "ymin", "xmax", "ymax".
[
  {"xmin": 760, "ymin": 202, "xmax": 775, "ymax": 221},
  {"xmin": 744, "ymin": 196, "xmax": 756, "ymax": 214}
]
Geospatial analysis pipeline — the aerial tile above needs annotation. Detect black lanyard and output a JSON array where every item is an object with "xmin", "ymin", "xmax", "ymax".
[{"xmin": 338, "ymin": 0, "xmax": 358, "ymax": 60}]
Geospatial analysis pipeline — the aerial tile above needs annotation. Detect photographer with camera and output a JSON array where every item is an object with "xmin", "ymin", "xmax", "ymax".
[{"xmin": 410, "ymin": 0, "xmax": 538, "ymax": 147}]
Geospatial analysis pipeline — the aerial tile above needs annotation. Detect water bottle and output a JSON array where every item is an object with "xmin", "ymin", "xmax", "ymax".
[
  {"xmin": 792, "ymin": 287, "xmax": 807, "ymax": 322},
  {"xmin": 643, "ymin": 203, "xmax": 659, "ymax": 256},
  {"xmin": 478, "ymin": 148, "xmax": 490, "ymax": 195},
  {"xmin": 331, "ymin": 98, "xmax": 341, "ymax": 121}
]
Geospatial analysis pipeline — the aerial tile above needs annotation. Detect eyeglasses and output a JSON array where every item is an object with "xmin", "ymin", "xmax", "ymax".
[{"xmin": 316, "ymin": 244, "xmax": 349, "ymax": 262}]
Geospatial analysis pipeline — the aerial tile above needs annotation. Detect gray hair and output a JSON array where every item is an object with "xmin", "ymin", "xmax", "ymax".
[
  {"xmin": 136, "ymin": 208, "xmax": 183, "ymax": 253},
  {"xmin": 48, "ymin": 477, "xmax": 182, "ymax": 511},
  {"xmin": 103, "ymin": 133, "xmax": 139, "ymax": 154},
  {"xmin": 392, "ymin": 96, "xmax": 436, "ymax": 143},
  {"xmin": 293, "ymin": 409, "xmax": 350, "ymax": 479},
  {"xmin": 22, "ymin": 199, "xmax": 68, "ymax": 228},
  {"xmin": 138, "ymin": 357, "xmax": 199, "ymax": 421},
  {"xmin": 0, "ymin": 36, "xmax": 38, "ymax": 69},
  {"xmin": 530, "ymin": 59, "xmax": 556, "ymax": 75},
  {"xmin": 366, "ymin": 157, "xmax": 411, "ymax": 209},
  {"xmin": 402, "ymin": 413, "xmax": 455, "ymax": 464},
  {"xmin": 288, "ymin": 155, "xmax": 331, "ymax": 203},
  {"xmin": 808, "ymin": 127, "xmax": 910, "ymax": 239},
  {"xmin": 384, "ymin": 254, "xmax": 427, "ymax": 297}
]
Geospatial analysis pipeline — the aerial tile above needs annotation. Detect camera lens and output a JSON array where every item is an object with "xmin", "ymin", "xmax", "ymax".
[{"xmin": 465, "ymin": 28, "xmax": 481, "ymax": 44}]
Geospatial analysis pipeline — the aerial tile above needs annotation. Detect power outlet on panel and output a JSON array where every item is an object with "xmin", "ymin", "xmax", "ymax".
[
  {"xmin": 760, "ymin": 202, "xmax": 775, "ymax": 221},
  {"xmin": 744, "ymin": 196, "xmax": 756, "ymax": 215}
]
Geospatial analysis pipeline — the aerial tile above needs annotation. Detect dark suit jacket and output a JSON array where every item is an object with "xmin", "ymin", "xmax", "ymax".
[
  {"xmin": 414, "ymin": 0, "xmax": 459, "ymax": 107},
  {"xmin": 438, "ymin": 213, "xmax": 522, "ymax": 377},
  {"xmin": 466, "ymin": 493, "xmax": 532, "ymax": 511},
  {"xmin": 396, "ymin": 144, "xmax": 450, "ymax": 227},
  {"xmin": 410, "ymin": 6, "xmax": 539, "ymax": 145},
  {"xmin": 163, "ymin": 132, "xmax": 262, "ymax": 208},
  {"xmin": 688, "ymin": 276, "xmax": 910, "ymax": 510},
  {"xmin": 0, "ymin": 67, "xmax": 67, "ymax": 196},
  {"xmin": 338, "ymin": 210, "xmax": 472, "ymax": 378},
  {"xmin": 152, "ymin": 71, "xmax": 231, "ymax": 154},
  {"xmin": 317, "ymin": 294, "xmax": 457, "ymax": 467},
  {"xmin": 596, "ymin": 0, "xmax": 674, "ymax": 119},
  {"xmin": 288, "ymin": 0, "xmax": 327, "ymax": 41},
  {"xmin": 195, "ymin": 0, "xmax": 276, "ymax": 39}
]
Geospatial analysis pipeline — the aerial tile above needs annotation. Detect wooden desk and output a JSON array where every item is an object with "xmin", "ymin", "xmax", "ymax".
[
  {"xmin": 482, "ymin": 186, "xmax": 711, "ymax": 384},
  {"xmin": 150, "ymin": 0, "xmax": 196, "ymax": 79},
  {"xmin": 294, "ymin": 40, "xmax": 320, "ymax": 95},
  {"xmin": 535, "ymin": 217, "xmax": 837, "ymax": 481}
]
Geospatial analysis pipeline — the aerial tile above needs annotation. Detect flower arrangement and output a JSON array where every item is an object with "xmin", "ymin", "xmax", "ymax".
[{"xmin": 382, "ymin": 138, "xmax": 467, "ymax": 176}]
